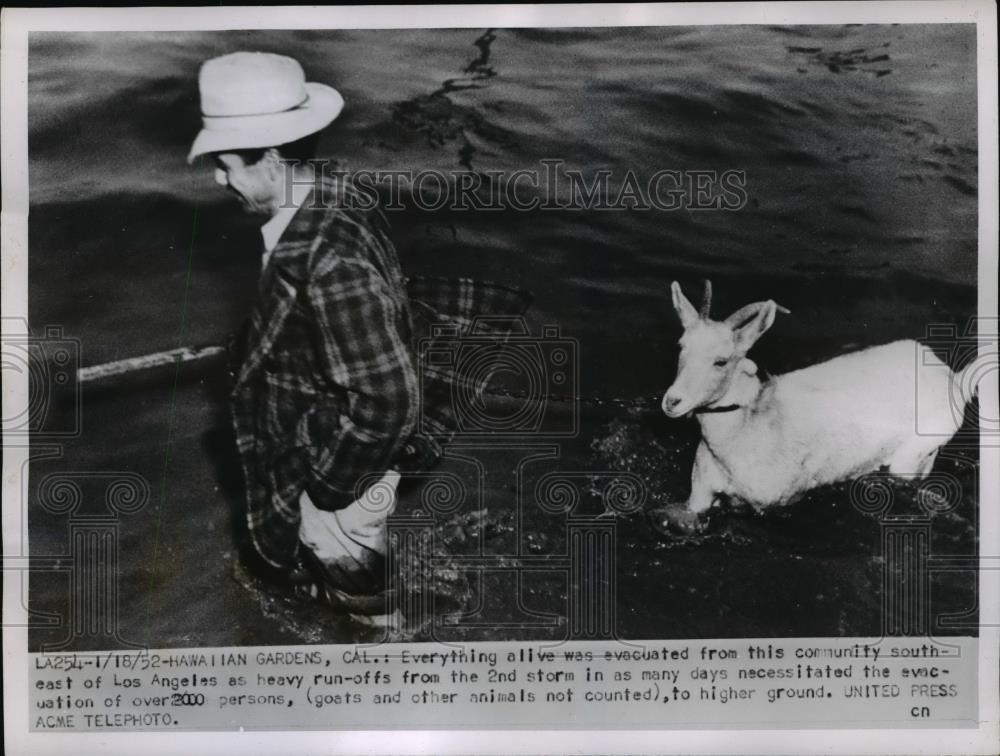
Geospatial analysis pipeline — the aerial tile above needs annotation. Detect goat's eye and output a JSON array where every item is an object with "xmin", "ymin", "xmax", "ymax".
[{"xmin": 713, "ymin": 358, "xmax": 728, "ymax": 367}]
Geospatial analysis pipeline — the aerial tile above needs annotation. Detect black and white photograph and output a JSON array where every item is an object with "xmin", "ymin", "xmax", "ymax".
[{"xmin": 3, "ymin": 3, "xmax": 998, "ymax": 754}]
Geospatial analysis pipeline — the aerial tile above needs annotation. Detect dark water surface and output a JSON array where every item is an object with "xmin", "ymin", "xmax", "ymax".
[{"xmin": 28, "ymin": 26, "xmax": 978, "ymax": 649}]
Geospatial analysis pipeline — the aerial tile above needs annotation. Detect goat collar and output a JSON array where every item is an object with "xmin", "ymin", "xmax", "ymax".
[
  {"xmin": 694, "ymin": 368, "xmax": 768, "ymax": 415},
  {"xmin": 693, "ymin": 404, "xmax": 742, "ymax": 414}
]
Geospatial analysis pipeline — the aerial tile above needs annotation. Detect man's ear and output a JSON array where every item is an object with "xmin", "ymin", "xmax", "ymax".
[
  {"xmin": 263, "ymin": 148, "xmax": 282, "ymax": 180},
  {"xmin": 670, "ymin": 281, "xmax": 699, "ymax": 329},
  {"xmin": 726, "ymin": 300, "xmax": 778, "ymax": 353}
]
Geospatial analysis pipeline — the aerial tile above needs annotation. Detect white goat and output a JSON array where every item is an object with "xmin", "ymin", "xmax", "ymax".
[{"xmin": 653, "ymin": 280, "xmax": 976, "ymax": 534}]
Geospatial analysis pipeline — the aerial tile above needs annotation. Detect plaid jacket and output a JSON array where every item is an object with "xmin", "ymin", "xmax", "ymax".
[{"xmin": 230, "ymin": 176, "xmax": 531, "ymax": 570}]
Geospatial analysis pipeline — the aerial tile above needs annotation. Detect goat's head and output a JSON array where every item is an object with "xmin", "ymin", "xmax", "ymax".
[{"xmin": 661, "ymin": 280, "xmax": 789, "ymax": 418}]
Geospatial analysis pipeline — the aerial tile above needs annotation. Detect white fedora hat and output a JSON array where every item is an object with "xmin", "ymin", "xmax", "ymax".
[{"xmin": 187, "ymin": 51, "xmax": 344, "ymax": 164}]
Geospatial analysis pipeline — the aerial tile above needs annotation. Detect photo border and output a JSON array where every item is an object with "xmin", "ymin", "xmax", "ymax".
[{"xmin": 3, "ymin": 3, "xmax": 997, "ymax": 754}]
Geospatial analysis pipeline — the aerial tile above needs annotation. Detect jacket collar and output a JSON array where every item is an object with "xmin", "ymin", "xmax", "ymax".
[
  {"xmin": 235, "ymin": 183, "xmax": 323, "ymax": 391},
  {"xmin": 260, "ymin": 178, "xmax": 315, "ymax": 262}
]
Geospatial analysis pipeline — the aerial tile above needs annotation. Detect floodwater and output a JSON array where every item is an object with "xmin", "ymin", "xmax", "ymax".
[{"xmin": 27, "ymin": 25, "xmax": 978, "ymax": 649}]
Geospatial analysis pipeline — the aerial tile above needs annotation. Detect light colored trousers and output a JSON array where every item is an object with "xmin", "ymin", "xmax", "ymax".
[{"xmin": 298, "ymin": 470, "xmax": 400, "ymax": 561}]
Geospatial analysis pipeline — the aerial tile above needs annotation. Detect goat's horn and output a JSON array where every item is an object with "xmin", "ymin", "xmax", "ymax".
[
  {"xmin": 775, "ymin": 303, "xmax": 791, "ymax": 315},
  {"xmin": 700, "ymin": 279, "xmax": 713, "ymax": 318}
]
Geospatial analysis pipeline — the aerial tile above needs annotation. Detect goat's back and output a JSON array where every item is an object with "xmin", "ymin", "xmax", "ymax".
[
  {"xmin": 703, "ymin": 340, "xmax": 966, "ymax": 506},
  {"xmin": 768, "ymin": 339, "xmax": 959, "ymax": 478},
  {"xmin": 777, "ymin": 339, "xmax": 957, "ymax": 408}
]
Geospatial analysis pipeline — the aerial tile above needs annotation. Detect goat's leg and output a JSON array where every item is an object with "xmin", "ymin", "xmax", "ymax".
[
  {"xmin": 649, "ymin": 446, "xmax": 720, "ymax": 536},
  {"xmin": 916, "ymin": 449, "xmax": 939, "ymax": 477},
  {"xmin": 888, "ymin": 443, "xmax": 940, "ymax": 477},
  {"xmin": 686, "ymin": 447, "xmax": 721, "ymax": 514}
]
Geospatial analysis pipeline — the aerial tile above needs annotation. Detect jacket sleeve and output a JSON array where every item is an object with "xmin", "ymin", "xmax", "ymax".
[{"xmin": 301, "ymin": 257, "xmax": 419, "ymax": 511}]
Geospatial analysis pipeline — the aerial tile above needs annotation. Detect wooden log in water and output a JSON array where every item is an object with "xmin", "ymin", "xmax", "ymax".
[{"xmin": 77, "ymin": 344, "xmax": 226, "ymax": 383}]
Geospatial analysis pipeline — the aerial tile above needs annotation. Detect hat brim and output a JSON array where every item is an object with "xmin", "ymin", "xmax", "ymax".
[{"xmin": 187, "ymin": 82, "xmax": 344, "ymax": 164}]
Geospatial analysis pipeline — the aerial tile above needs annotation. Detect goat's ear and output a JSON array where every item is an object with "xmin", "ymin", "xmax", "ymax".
[
  {"xmin": 727, "ymin": 300, "xmax": 778, "ymax": 352},
  {"xmin": 670, "ymin": 281, "xmax": 699, "ymax": 328}
]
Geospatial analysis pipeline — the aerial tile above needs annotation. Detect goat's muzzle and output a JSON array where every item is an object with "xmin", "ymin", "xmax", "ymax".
[{"xmin": 661, "ymin": 392, "xmax": 684, "ymax": 417}]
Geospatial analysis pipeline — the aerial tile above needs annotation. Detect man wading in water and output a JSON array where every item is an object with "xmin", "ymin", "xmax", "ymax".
[{"xmin": 188, "ymin": 52, "xmax": 529, "ymax": 627}]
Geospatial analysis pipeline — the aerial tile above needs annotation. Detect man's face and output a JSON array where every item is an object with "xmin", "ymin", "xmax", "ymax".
[{"xmin": 212, "ymin": 152, "xmax": 278, "ymax": 217}]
